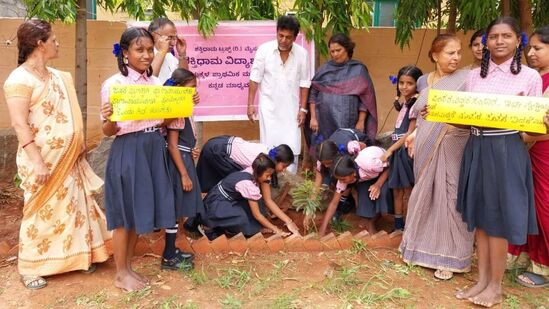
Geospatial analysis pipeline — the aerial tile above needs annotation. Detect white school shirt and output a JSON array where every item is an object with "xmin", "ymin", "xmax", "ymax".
[
  {"xmin": 250, "ymin": 40, "xmax": 311, "ymax": 154},
  {"xmin": 155, "ymin": 48, "xmax": 179, "ymax": 84}
]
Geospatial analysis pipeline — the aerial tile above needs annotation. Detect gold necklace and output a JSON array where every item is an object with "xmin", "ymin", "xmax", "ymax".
[{"xmin": 25, "ymin": 63, "xmax": 50, "ymax": 81}]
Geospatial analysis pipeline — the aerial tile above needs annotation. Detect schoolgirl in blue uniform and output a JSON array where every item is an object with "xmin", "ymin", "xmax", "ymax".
[
  {"xmin": 196, "ymin": 136, "xmax": 294, "ymax": 193},
  {"xmin": 203, "ymin": 154, "xmax": 291, "ymax": 239},
  {"xmin": 162, "ymin": 68, "xmax": 205, "ymax": 270},
  {"xmin": 318, "ymin": 147, "xmax": 393, "ymax": 236},
  {"xmin": 101, "ymin": 27, "xmax": 175, "ymax": 292},
  {"xmin": 313, "ymin": 128, "xmax": 368, "ymax": 219},
  {"xmin": 382, "ymin": 65, "xmax": 423, "ymax": 231}
]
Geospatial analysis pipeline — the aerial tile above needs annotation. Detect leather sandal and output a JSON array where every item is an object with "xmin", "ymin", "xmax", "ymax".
[{"xmin": 21, "ymin": 275, "xmax": 47, "ymax": 290}]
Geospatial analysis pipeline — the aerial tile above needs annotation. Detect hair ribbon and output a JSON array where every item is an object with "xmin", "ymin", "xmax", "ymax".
[
  {"xmin": 314, "ymin": 134, "xmax": 325, "ymax": 145},
  {"xmin": 164, "ymin": 78, "xmax": 177, "ymax": 86},
  {"xmin": 388, "ymin": 75, "xmax": 398, "ymax": 85},
  {"xmin": 112, "ymin": 43, "xmax": 122, "ymax": 57},
  {"xmin": 520, "ymin": 32, "xmax": 528, "ymax": 47},
  {"xmin": 268, "ymin": 148, "xmax": 277, "ymax": 160},
  {"xmin": 338, "ymin": 144, "xmax": 347, "ymax": 154}
]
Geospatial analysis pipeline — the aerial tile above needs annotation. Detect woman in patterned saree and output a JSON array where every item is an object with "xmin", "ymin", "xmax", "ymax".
[
  {"xmin": 399, "ymin": 34, "xmax": 474, "ymax": 281},
  {"xmin": 3, "ymin": 20, "xmax": 111, "ymax": 290}
]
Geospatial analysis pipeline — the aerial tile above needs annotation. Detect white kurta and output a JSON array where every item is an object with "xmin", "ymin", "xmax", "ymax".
[
  {"xmin": 250, "ymin": 40, "xmax": 311, "ymax": 155},
  {"xmin": 155, "ymin": 48, "xmax": 180, "ymax": 84}
]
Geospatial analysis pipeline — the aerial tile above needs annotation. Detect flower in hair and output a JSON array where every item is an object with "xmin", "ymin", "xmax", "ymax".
[
  {"xmin": 338, "ymin": 144, "xmax": 346, "ymax": 154},
  {"xmin": 481, "ymin": 34, "xmax": 487, "ymax": 46},
  {"xmin": 268, "ymin": 148, "xmax": 277, "ymax": 160},
  {"xmin": 164, "ymin": 78, "xmax": 177, "ymax": 86},
  {"xmin": 520, "ymin": 32, "xmax": 528, "ymax": 47},
  {"xmin": 314, "ymin": 134, "xmax": 325, "ymax": 145},
  {"xmin": 389, "ymin": 75, "xmax": 398, "ymax": 85},
  {"xmin": 112, "ymin": 43, "xmax": 122, "ymax": 57}
]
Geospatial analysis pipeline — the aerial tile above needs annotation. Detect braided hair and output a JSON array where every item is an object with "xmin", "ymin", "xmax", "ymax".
[
  {"xmin": 393, "ymin": 65, "xmax": 423, "ymax": 111},
  {"xmin": 480, "ymin": 16, "xmax": 523, "ymax": 78},
  {"xmin": 116, "ymin": 27, "xmax": 154, "ymax": 77}
]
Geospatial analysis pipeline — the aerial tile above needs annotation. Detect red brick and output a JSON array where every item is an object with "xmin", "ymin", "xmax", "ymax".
[
  {"xmin": 320, "ymin": 233, "xmax": 341, "ymax": 251},
  {"xmin": 371, "ymin": 230, "xmax": 388, "ymax": 240},
  {"xmin": 247, "ymin": 233, "xmax": 268, "ymax": 252},
  {"xmin": 389, "ymin": 230, "xmax": 403, "ymax": 238},
  {"xmin": 353, "ymin": 230, "xmax": 371, "ymax": 242},
  {"xmin": 176, "ymin": 236, "xmax": 195, "ymax": 254},
  {"xmin": 0, "ymin": 241, "xmax": 10, "ymax": 256},
  {"xmin": 284, "ymin": 234, "xmax": 304, "ymax": 252},
  {"xmin": 303, "ymin": 233, "xmax": 323, "ymax": 251},
  {"xmin": 192, "ymin": 236, "xmax": 213, "ymax": 254},
  {"xmin": 210, "ymin": 234, "xmax": 229, "ymax": 254},
  {"xmin": 150, "ymin": 238, "xmax": 165, "ymax": 256},
  {"xmin": 134, "ymin": 238, "xmax": 152, "ymax": 256},
  {"xmin": 266, "ymin": 234, "xmax": 285, "ymax": 253},
  {"xmin": 228, "ymin": 233, "xmax": 248, "ymax": 253},
  {"xmin": 336, "ymin": 231, "xmax": 354, "ymax": 250}
]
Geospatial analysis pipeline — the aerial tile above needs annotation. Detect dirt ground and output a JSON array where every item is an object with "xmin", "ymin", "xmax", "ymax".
[{"xmin": 1, "ymin": 181, "xmax": 548, "ymax": 309}]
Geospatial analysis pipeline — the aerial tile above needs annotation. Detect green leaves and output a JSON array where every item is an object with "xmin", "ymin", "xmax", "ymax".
[{"xmin": 23, "ymin": 0, "xmax": 78, "ymax": 22}]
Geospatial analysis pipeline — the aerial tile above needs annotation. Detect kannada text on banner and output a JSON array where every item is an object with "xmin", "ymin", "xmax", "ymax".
[
  {"xmin": 426, "ymin": 89, "xmax": 549, "ymax": 133},
  {"xmin": 109, "ymin": 85, "xmax": 194, "ymax": 121},
  {"xmin": 129, "ymin": 21, "xmax": 315, "ymax": 121}
]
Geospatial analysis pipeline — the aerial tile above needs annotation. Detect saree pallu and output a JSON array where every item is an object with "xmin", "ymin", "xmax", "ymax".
[
  {"xmin": 304, "ymin": 60, "xmax": 378, "ymax": 153},
  {"xmin": 508, "ymin": 86, "xmax": 549, "ymax": 276},
  {"xmin": 399, "ymin": 70, "xmax": 474, "ymax": 272},
  {"xmin": 4, "ymin": 68, "xmax": 111, "ymax": 276}
]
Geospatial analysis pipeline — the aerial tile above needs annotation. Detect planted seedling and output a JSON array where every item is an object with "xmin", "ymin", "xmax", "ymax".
[{"xmin": 290, "ymin": 179, "xmax": 324, "ymax": 232}]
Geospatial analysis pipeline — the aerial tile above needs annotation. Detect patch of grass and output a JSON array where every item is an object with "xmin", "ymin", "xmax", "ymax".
[
  {"xmin": 346, "ymin": 286, "xmax": 411, "ymax": 306},
  {"xmin": 186, "ymin": 265, "xmax": 208, "ymax": 286},
  {"xmin": 349, "ymin": 239, "xmax": 367, "ymax": 254},
  {"xmin": 523, "ymin": 292, "xmax": 548, "ymax": 308},
  {"xmin": 330, "ymin": 218, "xmax": 353, "ymax": 235},
  {"xmin": 503, "ymin": 294, "xmax": 521, "ymax": 309},
  {"xmin": 123, "ymin": 286, "xmax": 151, "ymax": 304},
  {"xmin": 272, "ymin": 293, "xmax": 298, "ymax": 309},
  {"xmin": 159, "ymin": 296, "xmax": 184, "ymax": 309},
  {"xmin": 323, "ymin": 266, "xmax": 362, "ymax": 294},
  {"xmin": 183, "ymin": 300, "xmax": 199, "ymax": 309},
  {"xmin": 380, "ymin": 259, "xmax": 423, "ymax": 276},
  {"xmin": 503, "ymin": 268, "xmax": 523, "ymax": 287},
  {"xmin": 75, "ymin": 289, "xmax": 108, "ymax": 307},
  {"xmin": 251, "ymin": 259, "xmax": 290, "ymax": 295},
  {"xmin": 219, "ymin": 294, "xmax": 242, "ymax": 309},
  {"xmin": 216, "ymin": 268, "xmax": 251, "ymax": 291}
]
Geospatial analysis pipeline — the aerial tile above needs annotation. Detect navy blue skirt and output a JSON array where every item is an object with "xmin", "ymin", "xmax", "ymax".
[
  {"xmin": 168, "ymin": 149, "xmax": 206, "ymax": 220},
  {"xmin": 356, "ymin": 177, "xmax": 394, "ymax": 218},
  {"xmin": 456, "ymin": 133, "xmax": 538, "ymax": 245},
  {"xmin": 104, "ymin": 130, "xmax": 175, "ymax": 234},
  {"xmin": 388, "ymin": 145, "xmax": 414, "ymax": 189},
  {"xmin": 196, "ymin": 136, "xmax": 242, "ymax": 193},
  {"xmin": 203, "ymin": 188, "xmax": 262, "ymax": 237}
]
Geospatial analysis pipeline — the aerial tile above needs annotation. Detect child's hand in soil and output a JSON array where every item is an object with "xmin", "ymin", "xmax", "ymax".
[{"xmin": 286, "ymin": 221, "xmax": 301, "ymax": 236}]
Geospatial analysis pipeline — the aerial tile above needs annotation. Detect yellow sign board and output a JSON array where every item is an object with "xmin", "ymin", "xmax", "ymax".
[
  {"xmin": 426, "ymin": 89, "xmax": 549, "ymax": 133},
  {"xmin": 109, "ymin": 85, "xmax": 194, "ymax": 121}
]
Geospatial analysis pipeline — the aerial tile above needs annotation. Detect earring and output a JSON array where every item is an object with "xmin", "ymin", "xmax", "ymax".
[{"xmin": 123, "ymin": 57, "xmax": 128, "ymax": 65}]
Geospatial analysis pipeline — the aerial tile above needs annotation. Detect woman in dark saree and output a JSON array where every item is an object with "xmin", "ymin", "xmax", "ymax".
[{"xmin": 306, "ymin": 33, "xmax": 377, "ymax": 152}]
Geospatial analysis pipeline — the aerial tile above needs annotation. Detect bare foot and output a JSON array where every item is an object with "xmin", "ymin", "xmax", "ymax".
[
  {"xmin": 455, "ymin": 280, "xmax": 488, "ymax": 300},
  {"xmin": 130, "ymin": 269, "xmax": 149, "ymax": 285},
  {"xmin": 468, "ymin": 285, "xmax": 502, "ymax": 308},
  {"xmin": 115, "ymin": 271, "xmax": 146, "ymax": 292}
]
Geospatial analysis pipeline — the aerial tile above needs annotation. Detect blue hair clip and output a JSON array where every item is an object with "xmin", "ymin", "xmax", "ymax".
[
  {"xmin": 268, "ymin": 148, "xmax": 277, "ymax": 160},
  {"xmin": 164, "ymin": 78, "xmax": 177, "ymax": 86},
  {"xmin": 338, "ymin": 144, "xmax": 346, "ymax": 154},
  {"xmin": 520, "ymin": 32, "xmax": 528, "ymax": 47},
  {"xmin": 389, "ymin": 75, "xmax": 398, "ymax": 85},
  {"xmin": 314, "ymin": 134, "xmax": 325, "ymax": 145},
  {"xmin": 481, "ymin": 34, "xmax": 487, "ymax": 46},
  {"xmin": 112, "ymin": 43, "xmax": 121, "ymax": 57}
]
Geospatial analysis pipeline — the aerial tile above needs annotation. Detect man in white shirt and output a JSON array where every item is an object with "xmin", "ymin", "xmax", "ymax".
[
  {"xmin": 148, "ymin": 18, "xmax": 189, "ymax": 83},
  {"xmin": 247, "ymin": 16, "xmax": 311, "ymax": 173}
]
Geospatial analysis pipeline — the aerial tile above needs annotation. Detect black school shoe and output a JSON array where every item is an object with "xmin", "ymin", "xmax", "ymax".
[{"xmin": 161, "ymin": 249, "xmax": 194, "ymax": 271}]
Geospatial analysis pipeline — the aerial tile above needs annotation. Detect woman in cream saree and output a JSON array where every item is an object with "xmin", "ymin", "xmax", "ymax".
[{"xmin": 3, "ymin": 20, "xmax": 111, "ymax": 289}]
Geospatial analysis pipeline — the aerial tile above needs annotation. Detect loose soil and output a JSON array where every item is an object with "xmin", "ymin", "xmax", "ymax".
[{"xmin": 1, "ymin": 181, "xmax": 548, "ymax": 308}]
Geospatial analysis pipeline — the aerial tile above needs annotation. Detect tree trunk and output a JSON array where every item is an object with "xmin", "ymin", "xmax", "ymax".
[
  {"xmin": 501, "ymin": 0, "xmax": 511, "ymax": 16},
  {"xmin": 76, "ymin": 0, "xmax": 88, "ymax": 142},
  {"xmin": 518, "ymin": 0, "xmax": 533, "ymax": 34},
  {"xmin": 436, "ymin": 0, "xmax": 442, "ymax": 35},
  {"xmin": 447, "ymin": 0, "xmax": 457, "ymax": 33}
]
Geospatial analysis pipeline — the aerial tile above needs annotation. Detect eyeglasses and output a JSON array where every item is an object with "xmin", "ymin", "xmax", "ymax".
[{"xmin": 154, "ymin": 32, "xmax": 177, "ymax": 41}]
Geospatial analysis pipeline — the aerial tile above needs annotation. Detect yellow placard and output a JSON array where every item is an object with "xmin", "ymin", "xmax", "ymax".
[
  {"xmin": 109, "ymin": 85, "xmax": 194, "ymax": 121},
  {"xmin": 426, "ymin": 89, "xmax": 549, "ymax": 133}
]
